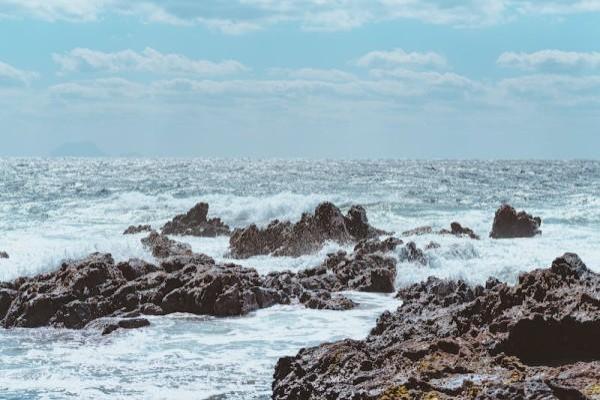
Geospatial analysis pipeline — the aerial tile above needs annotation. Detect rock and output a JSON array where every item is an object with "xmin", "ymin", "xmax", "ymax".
[
  {"xmin": 490, "ymin": 204, "xmax": 541, "ymax": 239},
  {"xmin": 354, "ymin": 237, "xmax": 402, "ymax": 256},
  {"xmin": 141, "ymin": 231, "xmax": 193, "ymax": 258},
  {"xmin": 439, "ymin": 222, "xmax": 480, "ymax": 240},
  {"xmin": 162, "ymin": 202, "xmax": 230, "ymax": 237},
  {"xmin": 300, "ymin": 291, "xmax": 357, "ymax": 311},
  {"xmin": 229, "ymin": 202, "xmax": 386, "ymax": 258},
  {"xmin": 0, "ymin": 252, "xmax": 288, "ymax": 330},
  {"xmin": 398, "ymin": 242, "xmax": 428, "ymax": 265},
  {"xmin": 123, "ymin": 225, "xmax": 152, "ymax": 235},
  {"xmin": 401, "ymin": 226, "xmax": 432, "ymax": 237},
  {"xmin": 0, "ymin": 251, "xmax": 8, "ymax": 259},
  {"xmin": 86, "ymin": 317, "xmax": 151, "ymax": 335},
  {"xmin": 272, "ymin": 253, "xmax": 600, "ymax": 399},
  {"xmin": 424, "ymin": 241, "xmax": 441, "ymax": 250}
]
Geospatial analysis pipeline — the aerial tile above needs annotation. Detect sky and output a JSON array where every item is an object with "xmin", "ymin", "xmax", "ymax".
[{"xmin": 0, "ymin": 0, "xmax": 599, "ymax": 158}]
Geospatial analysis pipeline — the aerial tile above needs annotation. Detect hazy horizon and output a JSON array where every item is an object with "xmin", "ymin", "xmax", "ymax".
[{"xmin": 1, "ymin": 1, "xmax": 599, "ymax": 158}]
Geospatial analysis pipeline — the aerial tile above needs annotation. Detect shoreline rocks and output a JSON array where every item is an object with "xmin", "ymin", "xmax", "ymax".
[
  {"xmin": 272, "ymin": 253, "xmax": 600, "ymax": 399},
  {"xmin": 162, "ymin": 202, "xmax": 230, "ymax": 237},
  {"xmin": 229, "ymin": 202, "xmax": 387, "ymax": 259},
  {"xmin": 490, "ymin": 204, "xmax": 541, "ymax": 238},
  {"xmin": 123, "ymin": 225, "xmax": 152, "ymax": 235}
]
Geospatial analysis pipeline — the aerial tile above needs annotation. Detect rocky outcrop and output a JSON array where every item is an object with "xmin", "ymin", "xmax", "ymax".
[
  {"xmin": 439, "ymin": 222, "xmax": 480, "ymax": 240},
  {"xmin": 229, "ymin": 202, "xmax": 387, "ymax": 258},
  {"xmin": 272, "ymin": 253, "xmax": 600, "ymax": 399},
  {"xmin": 490, "ymin": 204, "xmax": 541, "ymax": 238},
  {"xmin": 0, "ymin": 235, "xmax": 402, "ymax": 333},
  {"xmin": 123, "ymin": 225, "xmax": 152, "ymax": 235},
  {"xmin": 401, "ymin": 226, "xmax": 432, "ymax": 237},
  {"xmin": 0, "ymin": 251, "xmax": 8, "ymax": 259},
  {"xmin": 141, "ymin": 231, "xmax": 193, "ymax": 258},
  {"xmin": 398, "ymin": 242, "xmax": 428, "ymax": 265},
  {"xmin": 162, "ymin": 202, "xmax": 230, "ymax": 237}
]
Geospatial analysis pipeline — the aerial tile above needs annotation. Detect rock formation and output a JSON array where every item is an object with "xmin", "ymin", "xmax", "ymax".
[
  {"xmin": 273, "ymin": 253, "xmax": 600, "ymax": 399},
  {"xmin": 490, "ymin": 204, "xmax": 542, "ymax": 238},
  {"xmin": 162, "ymin": 202, "xmax": 230, "ymax": 237},
  {"xmin": 229, "ymin": 202, "xmax": 387, "ymax": 258},
  {"xmin": 123, "ymin": 225, "xmax": 152, "ymax": 235},
  {"xmin": 439, "ymin": 222, "xmax": 480, "ymax": 240}
]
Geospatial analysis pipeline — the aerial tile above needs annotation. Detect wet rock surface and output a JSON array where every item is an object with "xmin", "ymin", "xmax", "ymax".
[
  {"xmin": 440, "ymin": 222, "xmax": 480, "ymax": 240},
  {"xmin": 272, "ymin": 253, "xmax": 600, "ymax": 399},
  {"xmin": 490, "ymin": 204, "xmax": 542, "ymax": 238},
  {"xmin": 229, "ymin": 202, "xmax": 387, "ymax": 258},
  {"xmin": 162, "ymin": 202, "xmax": 230, "ymax": 237},
  {"xmin": 0, "ymin": 236, "xmax": 401, "ymax": 333},
  {"xmin": 123, "ymin": 225, "xmax": 152, "ymax": 235}
]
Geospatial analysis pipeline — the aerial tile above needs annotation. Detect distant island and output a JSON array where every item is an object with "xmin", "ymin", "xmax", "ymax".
[{"xmin": 50, "ymin": 142, "xmax": 107, "ymax": 157}]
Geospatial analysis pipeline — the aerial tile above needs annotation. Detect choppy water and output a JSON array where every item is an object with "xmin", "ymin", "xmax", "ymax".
[{"xmin": 1, "ymin": 159, "xmax": 599, "ymax": 399}]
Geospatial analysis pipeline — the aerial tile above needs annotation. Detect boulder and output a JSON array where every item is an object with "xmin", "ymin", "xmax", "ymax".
[
  {"xmin": 162, "ymin": 202, "xmax": 230, "ymax": 237},
  {"xmin": 0, "ymin": 251, "xmax": 8, "ymax": 259},
  {"xmin": 141, "ymin": 231, "xmax": 193, "ymax": 258},
  {"xmin": 229, "ymin": 202, "xmax": 387, "ymax": 258},
  {"xmin": 439, "ymin": 222, "xmax": 480, "ymax": 240},
  {"xmin": 272, "ymin": 253, "xmax": 600, "ymax": 399},
  {"xmin": 490, "ymin": 204, "xmax": 541, "ymax": 238}
]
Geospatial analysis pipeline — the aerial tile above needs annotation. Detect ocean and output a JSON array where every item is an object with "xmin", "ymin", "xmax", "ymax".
[{"xmin": 1, "ymin": 158, "xmax": 599, "ymax": 399}]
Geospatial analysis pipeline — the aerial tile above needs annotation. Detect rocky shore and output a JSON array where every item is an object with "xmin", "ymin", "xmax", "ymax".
[
  {"xmin": 272, "ymin": 253, "xmax": 600, "ymax": 399},
  {"xmin": 3, "ymin": 200, "xmax": 590, "ymax": 399}
]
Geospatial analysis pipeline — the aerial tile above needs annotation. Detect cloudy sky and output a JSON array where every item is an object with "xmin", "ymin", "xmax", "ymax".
[{"xmin": 1, "ymin": 0, "xmax": 599, "ymax": 158}]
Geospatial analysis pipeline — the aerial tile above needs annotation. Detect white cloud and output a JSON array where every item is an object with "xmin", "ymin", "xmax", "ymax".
[
  {"xmin": 269, "ymin": 68, "xmax": 357, "ymax": 82},
  {"xmin": 356, "ymin": 49, "xmax": 447, "ymax": 69},
  {"xmin": 52, "ymin": 47, "xmax": 248, "ymax": 76},
  {"xmin": 498, "ymin": 50, "xmax": 600, "ymax": 70},
  {"xmin": 2, "ymin": 0, "xmax": 600, "ymax": 31},
  {"xmin": 0, "ymin": 60, "xmax": 38, "ymax": 85}
]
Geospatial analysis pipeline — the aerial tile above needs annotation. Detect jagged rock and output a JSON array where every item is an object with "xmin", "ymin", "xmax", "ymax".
[
  {"xmin": 300, "ymin": 291, "xmax": 357, "ymax": 311},
  {"xmin": 354, "ymin": 237, "xmax": 402, "ymax": 256},
  {"xmin": 229, "ymin": 202, "xmax": 387, "ymax": 258},
  {"xmin": 272, "ymin": 253, "xmax": 600, "ymax": 399},
  {"xmin": 0, "ymin": 251, "xmax": 8, "ymax": 259},
  {"xmin": 398, "ymin": 242, "xmax": 428, "ymax": 265},
  {"xmin": 0, "ymin": 252, "xmax": 287, "ymax": 330},
  {"xmin": 401, "ymin": 226, "xmax": 433, "ymax": 237},
  {"xmin": 439, "ymin": 222, "xmax": 480, "ymax": 240},
  {"xmin": 490, "ymin": 204, "xmax": 542, "ymax": 238},
  {"xmin": 141, "ymin": 231, "xmax": 193, "ymax": 258},
  {"xmin": 162, "ymin": 202, "xmax": 230, "ymax": 237},
  {"xmin": 123, "ymin": 225, "xmax": 152, "ymax": 235},
  {"xmin": 424, "ymin": 241, "xmax": 441, "ymax": 250}
]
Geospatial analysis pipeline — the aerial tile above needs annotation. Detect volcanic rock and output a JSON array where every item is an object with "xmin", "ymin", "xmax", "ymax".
[
  {"xmin": 162, "ymin": 202, "xmax": 230, "ymax": 237},
  {"xmin": 490, "ymin": 204, "xmax": 542, "ymax": 238},
  {"xmin": 229, "ymin": 202, "xmax": 386, "ymax": 258},
  {"xmin": 141, "ymin": 231, "xmax": 193, "ymax": 258},
  {"xmin": 272, "ymin": 253, "xmax": 600, "ymax": 399},
  {"xmin": 123, "ymin": 225, "xmax": 152, "ymax": 235},
  {"xmin": 439, "ymin": 222, "xmax": 480, "ymax": 240}
]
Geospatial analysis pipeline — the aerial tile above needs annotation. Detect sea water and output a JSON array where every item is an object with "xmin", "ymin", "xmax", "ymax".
[{"xmin": 1, "ymin": 159, "xmax": 599, "ymax": 399}]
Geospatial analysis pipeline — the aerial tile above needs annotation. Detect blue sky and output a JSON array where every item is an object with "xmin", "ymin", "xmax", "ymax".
[{"xmin": 0, "ymin": 1, "xmax": 599, "ymax": 158}]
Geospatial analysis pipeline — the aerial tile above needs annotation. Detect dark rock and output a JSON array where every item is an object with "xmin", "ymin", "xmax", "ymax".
[
  {"xmin": 229, "ymin": 202, "xmax": 386, "ymax": 258},
  {"xmin": 162, "ymin": 202, "xmax": 230, "ymax": 237},
  {"xmin": 439, "ymin": 222, "xmax": 480, "ymax": 240},
  {"xmin": 273, "ymin": 253, "xmax": 600, "ymax": 399},
  {"xmin": 398, "ymin": 242, "xmax": 428, "ymax": 265},
  {"xmin": 354, "ymin": 237, "xmax": 402, "ymax": 256},
  {"xmin": 424, "ymin": 241, "xmax": 441, "ymax": 250},
  {"xmin": 86, "ymin": 317, "xmax": 151, "ymax": 335},
  {"xmin": 141, "ymin": 231, "xmax": 193, "ymax": 258},
  {"xmin": 300, "ymin": 291, "xmax": 357, "ymax": 311},
  {"xmin": 0, "ymin": 251, "xmax": 8, "ymax": 259},
  {"xmin": 490, "ymin": 204, "xmax": 542, "ymax": 239},
  {"xmin": 401, "ymin": 226, "xmax": 433, "ymax": 237},
  {"xmin": 123, "ymin": 225, "xmax": 152, "ymax": 235}
]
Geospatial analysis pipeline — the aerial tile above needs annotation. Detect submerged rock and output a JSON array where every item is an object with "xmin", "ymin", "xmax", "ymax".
[
  {"xmin": 0, "ymin": 251, "xmax": 8, "ymax": 259},
  {"xmin": 123, "ymin": 225, "xmax": 152, "ymax": 235},
  {"xmin": 229, "ymin": 202, "xmax": 387, "ymax": 259},
  {"xmin": 272, "ymin": 253, "xmax": 600, "ymax": 399},
  {"xmin": 490, "ymin": 204, "xmax": 541, "ymax": 238},
  {"xmin": 162, "ymin": 202, "xmax": 230, "ymax": 237},
  {"xmin": 401, "ymin": 226, "xmax": 432, "ymax": 237},
  {"xmin": 86, "ymin": 317, "xmax": 151, "ymax": 335}
]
